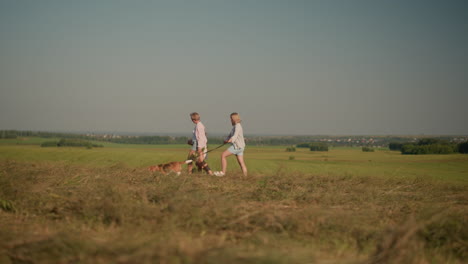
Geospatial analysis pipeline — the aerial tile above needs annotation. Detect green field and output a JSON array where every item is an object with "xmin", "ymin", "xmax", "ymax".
[
  {"xmin": 0, "ymin": 138, "xmax": 467, "ymax": 263},
  {"xmin": 1, "ymin": 138, "xmax": 467, "ymax": 182}
]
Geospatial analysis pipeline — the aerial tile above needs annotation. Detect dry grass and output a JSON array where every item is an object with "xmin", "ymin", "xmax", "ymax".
[{"xmin": 0, "ymin": 160, "xmax": 467, "ymax": 263}]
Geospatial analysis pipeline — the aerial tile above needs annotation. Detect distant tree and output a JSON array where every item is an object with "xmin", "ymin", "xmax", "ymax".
[
  {"xmin": 41, "ymin": 141, "xmax": 59, "ymax": 147},
  {"xmin": 401, "ymin": 144, "xmax": 416, "ymax": 154},
  {"xmin": 458, "ymin": 142, "xmax": 468, "ymax": 154},
  {"xmin": 55, "ymin": 138, "xmax": 103, "ymax": 148},
  {"xmin": 362, "ymin": 146, "xmax": 375, "ymax": 152},
  {"xmin": 389, "ymin": 142, "xmax": 404, "ymax": 151},
  {"xmin": 417, "ymin": 138, "xmax": 450, "ymax": 146},
  {"xmin": 401, "ymin": 143, "xmax": 456, "ymax": 155},
  {"xmin": 0, "ymin": 130, "xmax": 17, "ymax": 139},
  {"xmin": 286, "ymin": 146, "xmax": 296, "ymax": 152},
  {"xmin": 310, "ymin": 143, "xmax": 328, "ymax": 151}
]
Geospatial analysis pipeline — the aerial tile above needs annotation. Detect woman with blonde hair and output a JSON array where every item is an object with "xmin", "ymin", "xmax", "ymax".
[
  {"xmin": 214, "ymin": 113, "xmax": 247, "ymax": 176},
  {"xmin": 187, "ymin": 112, "xmax": 213, "ymax": 175}
]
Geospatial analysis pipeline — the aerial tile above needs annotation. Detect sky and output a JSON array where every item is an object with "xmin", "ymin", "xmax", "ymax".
[{"xmin": 1, "ymin": 0, "xmax": 467, "ymax": 136}]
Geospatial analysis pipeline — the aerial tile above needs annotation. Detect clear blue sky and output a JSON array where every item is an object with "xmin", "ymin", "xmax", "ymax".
[{"xmin": 1, "ymin": 0, "xmax": 467, "ymax": 135}]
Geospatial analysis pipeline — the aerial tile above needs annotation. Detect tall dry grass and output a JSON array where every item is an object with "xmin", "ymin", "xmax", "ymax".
[{"xmin": 0, "ymin": 160, "xmax": 467, "ymax": 263}]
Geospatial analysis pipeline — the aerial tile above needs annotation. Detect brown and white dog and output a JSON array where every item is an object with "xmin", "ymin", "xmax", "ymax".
[{"xmin": 149, "ymin": 161, "xmax": 185, "ymax": 175}]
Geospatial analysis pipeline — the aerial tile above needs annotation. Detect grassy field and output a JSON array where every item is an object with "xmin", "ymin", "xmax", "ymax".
[{"xmin": 0, "ymin": 138, "xmax": 467, "ymax": 263}]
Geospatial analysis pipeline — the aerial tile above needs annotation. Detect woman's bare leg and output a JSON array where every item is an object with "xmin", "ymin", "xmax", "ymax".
[
  {"xmin": 236, "ymin": 155, "xmax": 248, "ymax": 176},
  {"xmin": 221, "ymin": 150, "xmax": 233, "ymax": 174}
]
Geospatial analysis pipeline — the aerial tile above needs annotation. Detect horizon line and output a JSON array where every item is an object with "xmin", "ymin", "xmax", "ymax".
[{"xmin": 1, "ymin": 129, "xmax": 467, "ymax": 138}]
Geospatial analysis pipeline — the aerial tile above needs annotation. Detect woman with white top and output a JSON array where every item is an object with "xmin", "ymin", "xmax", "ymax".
[
  {"xmin": 187, "ymin": 112, "xmax": 213, "ymax": 175},
  {"xmin": 214, "ymin": 113, "xmax": 247, "ymax": 176}
]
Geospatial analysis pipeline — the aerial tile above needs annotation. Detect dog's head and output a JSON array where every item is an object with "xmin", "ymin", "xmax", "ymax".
[{"xmin": 148, "ymin": 164, "xmax": 163, "ymax": 172}]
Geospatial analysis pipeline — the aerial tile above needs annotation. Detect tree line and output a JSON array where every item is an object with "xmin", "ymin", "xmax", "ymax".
[
  {"xmin": 41, "ymin": 139, "xmax": 103, "ymax": 149},
  {"xmin": 1, "ymin": 130, "xmax": 466, "ymax": 150},
  {"xmin": 296, "ymin": 142, "xmax": 329, "ymax": 151},
  {"xmin": 389, "ymin": 138, "xmax": 467, "ymax": 154}
]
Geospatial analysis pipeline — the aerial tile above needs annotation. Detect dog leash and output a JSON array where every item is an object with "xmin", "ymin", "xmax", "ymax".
[
  {"xmin": 203, "ymin": 142, "xmax": 227, "ymax": 154},
  {"xmin": 184, "ymin": 143, "xmax": 227, "ymax": 164}
]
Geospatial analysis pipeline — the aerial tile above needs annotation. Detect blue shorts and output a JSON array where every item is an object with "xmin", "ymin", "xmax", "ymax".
[
  {"xmin": 228, "ymin": 145, "xmax": 244, "ymax": 156},
  {"xmin": 191, "ymin": 139, "xmax": 197, "ymax": 151}
]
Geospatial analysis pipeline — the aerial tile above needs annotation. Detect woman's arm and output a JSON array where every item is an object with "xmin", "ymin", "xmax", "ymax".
[{"xmin": 226, "ymin": 124, "xmax": 241, "ymax": 143}]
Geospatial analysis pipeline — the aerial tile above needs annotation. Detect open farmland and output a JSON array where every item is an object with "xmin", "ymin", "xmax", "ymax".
[{"xmin": 0, "ymin": 138, "xmax": 467, "ymax": 263}]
